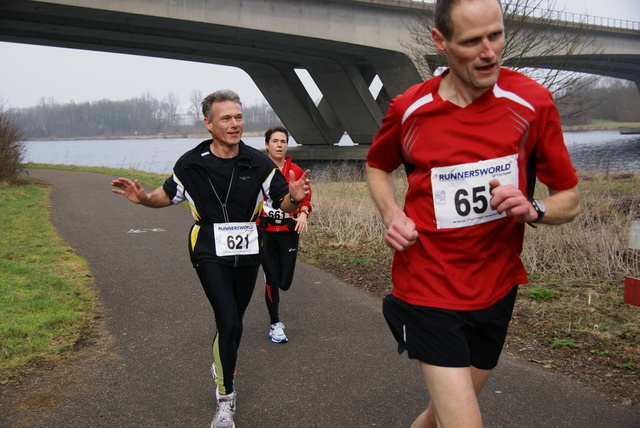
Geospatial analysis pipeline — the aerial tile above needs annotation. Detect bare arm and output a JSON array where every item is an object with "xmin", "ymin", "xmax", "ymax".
[
  {"xmin": 489, "ymin": 178, "xmax": 579, "ymax": 225},
  {"xmin": 366, "ymin": 164, "xmax": 418, "ymax": 251},
  {"xmin": 537, "ymin": 185, "xmax": 580, "ymax": 225},
  {"xmin": 111, "ymin": 177, "xmax": 172, "ymax": 208}
]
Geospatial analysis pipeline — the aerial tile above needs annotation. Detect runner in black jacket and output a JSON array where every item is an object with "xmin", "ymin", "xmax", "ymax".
[{"xmin": 111, "ymin": 89, "xmax": 310, "ymax": 428}]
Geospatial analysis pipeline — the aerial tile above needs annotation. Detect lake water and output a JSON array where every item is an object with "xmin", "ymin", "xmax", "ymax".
[
  {"xmin": 23, "ymin": 131, "xmax": 639, "ymax": 174},
  {"xmin": 562, "ymin": 130, "xmax": 639, "ymax": 173}
]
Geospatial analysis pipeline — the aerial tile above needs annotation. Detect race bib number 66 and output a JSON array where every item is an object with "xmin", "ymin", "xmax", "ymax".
[
  {"xmin": 431, "ymin": 154, "xmax": 519, "ymax": 229},
  {"xmin": 213, "ymin": 222, "xmax": 259, "ymax": 257}
]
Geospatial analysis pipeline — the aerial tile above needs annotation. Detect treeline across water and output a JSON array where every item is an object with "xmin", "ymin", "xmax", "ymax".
[
  {"xmin": 9, "ymin": 93, "xmax": 280, "ymax": 140},
  {"xmin": 6, "ymin": 78, "xmax": 640, "ymax": 140},
  {"xmin": 560, "ymin": 78, "xmax": 640, "ymax": 126}
]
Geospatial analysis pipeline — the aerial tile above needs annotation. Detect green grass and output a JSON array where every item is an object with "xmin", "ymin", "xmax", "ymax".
[
  {"xmin": 550, "ymin": 338, "xmax": 582, "ymax": 349},
  {"xmin": 24, "ymin": 162, "xmax": 168, "ymax": 189},
  {"xmin": 527, "ymin": 286, "xmax": 558, "ymax": 301},
  {"xmin": 1, "ymin": 165, "xmax": 167, "ymax": 380},
  {"xmin": 0, "ymin": 181, "xmax": 95, "ymax": 377}
]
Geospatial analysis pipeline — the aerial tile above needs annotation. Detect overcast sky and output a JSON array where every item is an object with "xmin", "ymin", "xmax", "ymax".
[{"xmin": 0, "ymin": 0, "xmax": 638, "ymax": 110}]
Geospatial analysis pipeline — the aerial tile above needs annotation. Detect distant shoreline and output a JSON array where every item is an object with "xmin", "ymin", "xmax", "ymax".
[
  {"xmin": 563, "ymin": 122, "xmax": 640, "ymax": 132},
  {"xmin": 24, "ymin": 123, "xmax": 640, "ymax": 141},
  {"xmin": 25, "ymin": 131, "xmax": 264, "ymax": 142}
]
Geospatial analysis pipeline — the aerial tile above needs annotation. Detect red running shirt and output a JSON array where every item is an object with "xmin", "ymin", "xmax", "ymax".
[
  {"xmin": 367, "ymin": 68, "xmax": 578, "ymax": 310},
  {"xmin": 257, "ymin": 157, "xmax": 312, "ymax": 232}
]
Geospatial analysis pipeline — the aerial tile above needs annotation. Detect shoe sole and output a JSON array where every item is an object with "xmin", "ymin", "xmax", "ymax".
[
  {"xmin": 211, "ymin": 421, "xmax": 235, "ymax": 428},
  {"xmin": 268, "ymin": 335, "xmax": 288, "ymax": 343}
]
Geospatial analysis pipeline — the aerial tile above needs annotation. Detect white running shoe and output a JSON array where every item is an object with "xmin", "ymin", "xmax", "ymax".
[
  {"xmin": 211, "ymin": 391, "xmax": 236, "ymax": 428},
  {"xmin": 268, "ymin": 322, "xmax": 288, "ymax": 343}
]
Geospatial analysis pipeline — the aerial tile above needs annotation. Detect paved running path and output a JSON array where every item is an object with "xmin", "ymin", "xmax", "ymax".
[{"xmin": 1, "ymin": 169, "xmax": 638, "ymax": 427}]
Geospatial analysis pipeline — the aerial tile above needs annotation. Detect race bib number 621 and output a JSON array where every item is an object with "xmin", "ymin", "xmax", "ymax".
[
  {"xmin": 213, "ymin": 222, "xmax": 259, "ymax": 257},
  {"xmin": 431, "ymin": 154, "xmax": 519, "ymax": 229}
]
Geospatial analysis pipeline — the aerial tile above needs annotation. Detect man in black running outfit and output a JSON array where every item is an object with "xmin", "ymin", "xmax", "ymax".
[{"xmin": 111, "ymin": 89, "xmax": 310, "ymax": 428}]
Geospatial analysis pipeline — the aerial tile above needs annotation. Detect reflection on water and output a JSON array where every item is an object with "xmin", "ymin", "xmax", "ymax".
[
  {"xmin": 23, "ymin": 138, "xmax": 197, "ymax": 174},
  {"xmin": 563, "ymin": 130, "xmax": 640, "ymax": 174},
  {"xmin": 23, "ymin": 137, "xmax": 269, "ymax": 175},
  {"xmin": 23, "ymin": 131, "xmax": 640, "ymax": 175}
]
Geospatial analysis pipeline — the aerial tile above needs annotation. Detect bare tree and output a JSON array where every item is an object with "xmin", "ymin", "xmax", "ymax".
[
  {"xmin": 160, "ymin": 92, "xmax": 181, "ymax": 134},
  {"xmin": 575, "ymin": 77, "xmax": 640, "ymax": 124},
  {"xmin": 404, "ymin": 0, "xmax": 603, "ymax": 119},
  {"xmin": 190, "ymin": 89, "xmax": 203, "ymax": 124}
]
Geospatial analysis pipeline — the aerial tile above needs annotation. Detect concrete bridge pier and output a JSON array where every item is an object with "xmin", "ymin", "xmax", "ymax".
[
  {"xmin": 243, "ymin": 62, "xmax": 344, "ymax": 146},
  {"xmin": 367, "ymin": 50, "xmax": 426, "ymax": 108},
  {"xmin": 285, "ymin": 144, "xmax": 372, "ymax": 166},
  {"xmin": 305, "ymin": 56, "xmax": 383, "ymax": 145},
  {"xmin": 245, "ymin": 52, "xmax": 416, "ymax": 147}
]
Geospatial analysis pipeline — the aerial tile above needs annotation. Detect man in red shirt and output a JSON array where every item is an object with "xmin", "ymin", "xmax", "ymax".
[{"xmin": 366, "ymin": 0, "xmax": 579, "ymax": 426}]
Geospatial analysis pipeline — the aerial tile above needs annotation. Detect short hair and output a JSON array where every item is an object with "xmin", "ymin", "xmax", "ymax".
[
  {"xmin": 435, "ymin": 0, "xmax": 502, "ymax": 40},
  {"xmin": 201, "ymin": 89, "xmax": 242, "ymax": 120},
  {"xmin": 264, "ymin": 125, "xmax": 289, "ymax": 144}
]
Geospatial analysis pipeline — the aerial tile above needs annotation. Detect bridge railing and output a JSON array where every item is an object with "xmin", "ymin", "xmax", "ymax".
[
  {"xmin": 406, "ymin": 0, "xmax": 640, "ymax": 31},
  {"xmin": 519, "ymin": 6, "xmax": 640, "ymax": 30}
]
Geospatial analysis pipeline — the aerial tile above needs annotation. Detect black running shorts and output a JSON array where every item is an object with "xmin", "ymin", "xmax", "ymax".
[{"xmin": 382, "ymin": 285, "xmax": 518, "ymax": 370}]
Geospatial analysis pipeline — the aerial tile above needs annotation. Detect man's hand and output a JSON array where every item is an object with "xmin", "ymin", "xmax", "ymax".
[
  {"xmin": 111, "ymin": 177, "xmax": 148, "ymax": 204},
  {"xmin": 288, "ymin": 169, "xmax": 311, "ymax": 203},
  {"xmin": 111, "ymin": 178, "xmax": 172, "ymax": 208},
  {"xmin": 366, "ymin": 165, "xmax": 418, "ymax": 251},
  {"xmin": 489, "ymin": 179, "xmax": 537, "ymax": 224},
  {"xmin": 385, "ymin": 215, "xmax": 418, "ymax": 251}
]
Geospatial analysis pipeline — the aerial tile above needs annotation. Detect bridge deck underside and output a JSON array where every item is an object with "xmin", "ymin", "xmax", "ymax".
[
  {"xmin": 0, "ymin": 0, "xmax": 638, "ymax": 154},
  {"xmin": 0, "ymin": 0, "xmax": 424, "ymax": 146}
]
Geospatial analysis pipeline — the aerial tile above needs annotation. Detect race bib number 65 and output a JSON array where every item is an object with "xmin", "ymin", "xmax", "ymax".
[
  {"xmin": 213, "ymin": 222, "xmax": 259, "ymax": 257},
  {"xmin": 431, "ymin": 154, "xmax": 519, "ymax": 229}
]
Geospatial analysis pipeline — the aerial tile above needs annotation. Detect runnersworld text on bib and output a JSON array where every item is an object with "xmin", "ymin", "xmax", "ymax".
[
  {"xmin": 213, "ymin": 222, "xmax": 259, "ymax": 256},
  {"xmin": 431, "ymin": 154, "xmax": 519, "ymax": 229}
]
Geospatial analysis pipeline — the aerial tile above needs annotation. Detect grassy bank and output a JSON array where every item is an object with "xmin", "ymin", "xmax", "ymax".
[
  {"xmin": 562, "ymin": 121, "xmax": 640, "ymax": 132},
  {"xmin": 0, "ymin": 178, "xmax": 95, "ymax": 377},
  {"xmin": 3, "ymin": 163, "xmax": 639, "ymax": 405},
  {"xmin": 1, "ymin": 165, "xmax": 169, "ymax": 380}
]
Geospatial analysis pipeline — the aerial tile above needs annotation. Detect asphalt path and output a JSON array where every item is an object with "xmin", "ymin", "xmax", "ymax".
[{"xmin": 1, "ymin": 168, "xmax": 638, "ymax": 427}]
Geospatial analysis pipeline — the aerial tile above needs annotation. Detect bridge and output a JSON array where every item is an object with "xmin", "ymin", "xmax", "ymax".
[{"xmin": 0, "ymin": 0, "xmax": 638, "ymax": 159}]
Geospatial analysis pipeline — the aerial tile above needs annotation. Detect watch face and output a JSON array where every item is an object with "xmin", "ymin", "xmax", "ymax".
[{"xmin": 534, "ymin": 199, "xmax": 546, "ymax": 213}]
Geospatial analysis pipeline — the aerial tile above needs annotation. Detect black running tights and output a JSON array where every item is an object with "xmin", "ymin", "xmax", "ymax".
[{"xmin": 195, "ymin": 262, "xmax": 259, "ymax": 395}]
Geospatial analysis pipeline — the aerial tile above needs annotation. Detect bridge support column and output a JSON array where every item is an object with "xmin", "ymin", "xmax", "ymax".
[
  {"xmin": 367, "ymin": 51, "xmax": 424, "ymax": 111},
  {"xmin": 305, "ymin": 57, "xmax": 384, "ymax": 145},
  {"xmin": 242, "ymin": 63, "xmax": 344, "ymax": 145}
]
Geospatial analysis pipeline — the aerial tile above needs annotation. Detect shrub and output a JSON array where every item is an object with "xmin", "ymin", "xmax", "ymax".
[
  {"xmin": 550, "ymin": 338, "xmax": 582, "ymax": 349},
  {"xmin": 522, "ymin": 174, "xmax": 640, "ymax": 282},
  {"xmin": 0, "ymin": 102, "xmax": 25, "ymax": 185},
  {"xmin": 527, "ymin": 286, "xmax": 558, "ymax": 301}
]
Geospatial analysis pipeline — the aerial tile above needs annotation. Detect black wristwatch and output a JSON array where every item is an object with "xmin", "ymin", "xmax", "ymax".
[
  {"xmin": 289, "ymin": 195, "xmax": 301, "ymax": 205},
  {"xmin": 528, "ymin": 198, "xmax": 546, "ymax": 225}
]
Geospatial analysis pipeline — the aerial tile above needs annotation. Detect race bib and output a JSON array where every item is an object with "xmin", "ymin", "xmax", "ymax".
[
  {"xmin": 213, "ymin": 222, "xmax": 259, "ymax": 256},
  {"xmin": 431, "ymin": 154, "xmax": 519, "ymax": 229},
  {"xmin": 262, "ymin": 203, "xmax": 287, "ymax": 220}
]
